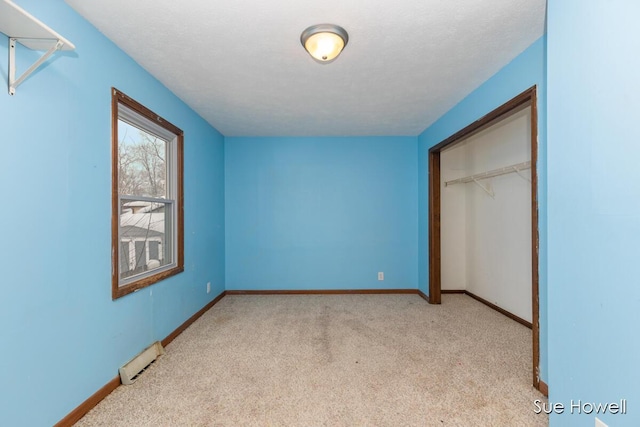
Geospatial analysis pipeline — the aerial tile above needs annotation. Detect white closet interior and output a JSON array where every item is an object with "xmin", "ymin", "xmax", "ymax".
[{"xmin": 440, "ymin": 106, "xmax": 532, "ymax": 322}]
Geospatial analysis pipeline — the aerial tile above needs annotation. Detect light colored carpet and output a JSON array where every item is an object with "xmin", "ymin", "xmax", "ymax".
[{"xmin": 75, "ymin": 294, "xmax": 547, "ymax": 426}]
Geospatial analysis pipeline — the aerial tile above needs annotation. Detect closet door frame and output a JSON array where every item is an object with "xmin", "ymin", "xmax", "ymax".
[{"xmin": 427, "ymin": 86, "xmax": 541, "ymax": 392}]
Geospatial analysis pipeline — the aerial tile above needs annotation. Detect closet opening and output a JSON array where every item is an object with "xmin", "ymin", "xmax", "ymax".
[{"xmin": 427, "ymin": 86, "xmax": 541, "ymax": 392}]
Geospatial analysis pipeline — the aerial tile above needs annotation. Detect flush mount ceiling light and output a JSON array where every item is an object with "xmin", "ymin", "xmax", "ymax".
[{"xmin": 300, "ymin": 24, "xmax": 349, "ymax": 64}]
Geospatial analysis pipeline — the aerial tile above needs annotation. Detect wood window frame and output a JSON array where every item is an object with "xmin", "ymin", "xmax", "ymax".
[
  {"xmin": 427, "ymin": 86, "xmax": 542, "ymax": 392},
  {"xmin": 111, "ymin": 88, "xmax": 184, "ymax": 299}
]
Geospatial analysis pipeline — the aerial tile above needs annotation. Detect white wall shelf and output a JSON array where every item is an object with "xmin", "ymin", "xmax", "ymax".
[
  {"xmin": 0, "ymin": 0, "xmax": 75, "ymax": 95},
  {"xmin": 445, "ymin": 160, "xmax": 531, "ymax": 198}
]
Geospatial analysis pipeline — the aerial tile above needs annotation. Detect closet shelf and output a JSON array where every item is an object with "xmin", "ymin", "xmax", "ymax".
[
  {"xmin": 445, "ymin": 160, "xmax": 531, "ymax": 197},
  {"xmin": 0, "ymin": 0, "xmax": 75, "ymax": 95}
]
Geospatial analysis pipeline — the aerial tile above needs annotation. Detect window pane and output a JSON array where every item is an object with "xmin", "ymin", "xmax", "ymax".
[
  {"xmin": 118, "ymin": 120, "xmax": 167, "ymax": 198},
  {"xmin": 119, "ymin": 199, "xmax": 173, "ymax": 283},
  {"xmin": 149, "ymin": 240, "xmax": 160, "ymax": 260},
  {"xmin": 120, "ymin": 241, "xmax": 130, "ymax": 274},
  {"xmin": 134, "ymin": 241, "xmax": 146, "ymax": 274}
]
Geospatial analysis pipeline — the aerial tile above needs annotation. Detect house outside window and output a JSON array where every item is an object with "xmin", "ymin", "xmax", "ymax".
[{"xmin": 111, "ymin": 88, "xmax": 184, "ymax": 299}]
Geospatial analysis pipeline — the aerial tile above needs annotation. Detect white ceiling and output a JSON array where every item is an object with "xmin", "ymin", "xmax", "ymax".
[{"xmin": 65, "ymin": 0, "xmax": 546, "ymax": 137}]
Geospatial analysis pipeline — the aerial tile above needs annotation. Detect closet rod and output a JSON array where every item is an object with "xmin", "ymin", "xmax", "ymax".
[{"xmin": 445, "ymin": 160, "xmax": 531, "ymax": 187}]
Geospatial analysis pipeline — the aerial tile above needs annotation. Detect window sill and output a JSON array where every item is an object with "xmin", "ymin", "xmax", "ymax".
[{"xmin": 112, "ymin": 266, "xmax": 184, "ymax": 300}]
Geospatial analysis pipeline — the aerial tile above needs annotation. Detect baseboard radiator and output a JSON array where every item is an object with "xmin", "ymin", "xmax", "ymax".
[{"xmin": 119, "ymin": 341, "xmax": 165, "ymax": 385}]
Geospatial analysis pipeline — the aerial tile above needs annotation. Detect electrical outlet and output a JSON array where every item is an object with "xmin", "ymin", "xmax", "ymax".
[
  {"xmin": 595, "ymin": 417, "xmax": 608, "ymax": 427},
  {"xmin": 378, "ymin": 272, "xmax": 384, "ymax": 281},
  {"xmin": 206, "ymin": 282, "xmax": 211, "ymax": 294}
]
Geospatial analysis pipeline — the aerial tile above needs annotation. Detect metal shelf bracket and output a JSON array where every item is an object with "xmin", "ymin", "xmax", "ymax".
[
  {"xmin": 471, "ymin": 177, "xmax": 495, "ymax": 198},
  {"xmin": 9, "ymin": 37, "xmax": 64, "ymax": 95},
  {"xmin": 1, "ymin": 0, "xmax": 75, "ymax": 95},
  {"xmin": 513, "ymin": 165, "xmax": 531, "ymax": 183}
]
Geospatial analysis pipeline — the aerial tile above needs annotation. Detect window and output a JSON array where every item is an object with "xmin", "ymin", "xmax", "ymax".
[{"xmin": 112, "ymin": 88, "xmax": 184, "ymax": 299}]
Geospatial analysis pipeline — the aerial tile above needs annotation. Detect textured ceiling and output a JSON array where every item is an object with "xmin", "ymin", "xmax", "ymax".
[{"xmin": 65, "ymin": 0, "xmax": 546, "ymax": 137}]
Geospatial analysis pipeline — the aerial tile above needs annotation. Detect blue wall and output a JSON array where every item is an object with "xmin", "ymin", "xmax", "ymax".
[
  {"xmin": 225, "ymin": 137, "xmax": 418, "ymax": 290},
  {"xmin": 547, "ymin": 2, "xmax": 640, "ymax": 426},
  {"xmin": 417, "ymin": 37, "xmax": 547, "ymax": 381},
  {"xmin": 0, "ymin": 1, "xmax": 225, "ymax": 425}
]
